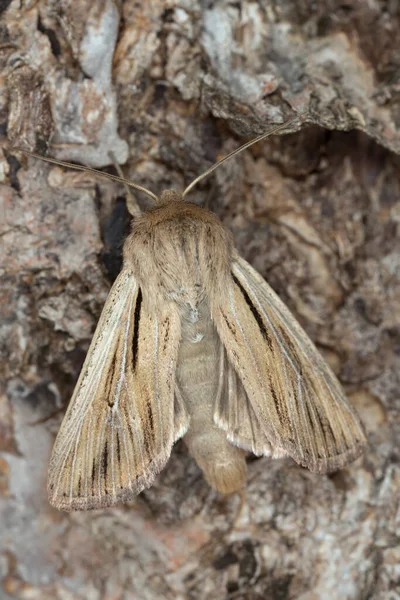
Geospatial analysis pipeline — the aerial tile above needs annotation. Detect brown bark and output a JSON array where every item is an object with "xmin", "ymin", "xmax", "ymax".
[{"xmin": 0, "ymin": 1, "xmax": 399, "ymax": 599}]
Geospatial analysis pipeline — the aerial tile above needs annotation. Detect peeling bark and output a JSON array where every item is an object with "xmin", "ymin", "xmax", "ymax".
[{"xmin": 0, "ymin": 1, "xmax": 399, "ymax": 599}]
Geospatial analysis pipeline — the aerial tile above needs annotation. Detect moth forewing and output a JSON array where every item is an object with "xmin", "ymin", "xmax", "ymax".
[
  {"xmin": 48, "ymin": 268, "xmax": 137, "ymax": 509},
  {"xmin": 211, "ymin": 255, "xmax": 366, "ymax": 474},
  {"xmin": 213, "ymin": 344, "xmax": 288, "ymax": 459},
  {"xmin": 47, "ymin": 267, "xmax": 185, "ymax": 511}
]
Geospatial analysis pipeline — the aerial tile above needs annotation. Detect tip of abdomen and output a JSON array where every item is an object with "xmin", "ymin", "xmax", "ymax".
[{"xmin": 203, "ymin": 452, "xmax": 247, "ymax": 494}]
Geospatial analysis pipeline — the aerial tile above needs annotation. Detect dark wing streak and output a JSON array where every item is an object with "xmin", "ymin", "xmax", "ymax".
[
  {"xmin": 247, "ymin": 295, "xmax": 302, "ymax": 455},
  {"xmin": 294, "ymin": 375, "xmax": 309, "ymax": 458},
  {"xmin": 69, "ymin": 423, "xmax": 84, "ymax": 504},
  {"xmin": 304, "ymin": 386, "xmax": 330, "ymax": 457},
  {"xmin": 296, "ymin": 367, "xmax": 318, "ymax": 461},
  {"xmin": 56, "ymin": 313, "xmax": 120, "ymax": 445},
  {"xmin": 48, "ymin": 270, "xmax": 184, "ymax": 509}
]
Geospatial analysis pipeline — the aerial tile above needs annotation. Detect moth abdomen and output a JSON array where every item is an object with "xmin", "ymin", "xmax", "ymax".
[
  {"xmin": 193, "ymin": 438, "xmax": 247, "ymax": 494},
  {"xmin": 176, "ymin": 301, "xmax": 247, "ymax": 493}
]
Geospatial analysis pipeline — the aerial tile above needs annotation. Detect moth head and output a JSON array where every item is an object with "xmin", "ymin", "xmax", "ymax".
[{"xmin": 159, "ymin": 189, "xmax": 183, "ymax": 203}]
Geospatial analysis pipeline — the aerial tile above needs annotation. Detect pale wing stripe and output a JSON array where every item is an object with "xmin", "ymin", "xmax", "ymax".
[
  {"xmin": 66, "ymin": 281, "xmax": 134, "ymax": 464},
  {"xmin": 111, "ymin": 410, "xmax": 116, "ymax": 497},
  {"xmin": 69, "ymin": 426, "xmax": 82, "ymax": 502},
  {"xmin": 68, "ymin": 288, "xmax": 133, "ymax": 505},
  {"xmin": 235, "ymin": 260, "xmax": 352, "ymax": 413},
  {"xmin": 233, "ymin": 260, "xmax": 364, "ymax": 450},
  {"xmin": 234, "ymin": 262, "xmax": 333, "ymax": 395},
  {"xmin": 63, "ymin": 270, "xmax": 135, "ymax": 430},
  {"xmin": 228, "ymin": 284, "xmax": 282, "ymax": 441},
  {"xmin": 232, "ymin": 263, "xmax": 312, "ymax": 455},
  {"xmin": 233, "ymin": 261, "xmax": 337, "ymax": 452},
  {"xmin": 110, "ymin": 291, "xmax": 135, "ymax": 497},
  {"xmin": 64, "ymin": 279, "xmax": 135, "ymax": 499},
  {"xmin": 125, "ymin": 388, "xmax": 146, "ymax": 480},
  {"xmin": 244, "ymin": 386, "xmax": 262, "ymax": 454},
  {"xmin": 213, "ymin": 345, "xmax": 275, "ymax": 457},
  {"xmin": 212, "ymin": 342, "xmax": 227, "ymax": 432},
  {"xmin": 51, "ymin": 271, "xmax": 136, "ymax": 502},
  {"xmin": 113, "ymin": 285, "xmax": 136, "ymax": 410},
  {"xmin": 215, "ymin": 342, "xmax": 225, "ymax": 418},
  {"xmin": 235, "ymin": 260, "xmax": 362, "ymax": 442},
  {"xmin": 234, "ymin": 263, "xmax": 302, "ymax": 376},
  {"xmin": 227, "ymin": 359, "xmax": 236, "ymax": 433},
  {"xmin": 96, "ymin": 416, "xmax": 106, "ymax": 500},
  {"xmin": 54, "ymin": 274, "xmax": 134, "ymax": 449},
  {"xmin": 84, "ymin": 407, "xmax": 93, "ymax": 499},
  {"xmin": 154, "ymin": 315, "xmax": 162, "ymax": 449},
  {"xmin": 117, "ymin": 396, "xmax": 133, "ymax": 488},
  {"xmin": 257, "ymin": 300, "xmax": 304, "ymax": 455}
]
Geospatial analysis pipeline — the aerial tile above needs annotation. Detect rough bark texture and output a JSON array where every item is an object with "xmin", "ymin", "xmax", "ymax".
[{"xmin": 1, "ymin": 1, "xmax": 399, "ymax": 599}]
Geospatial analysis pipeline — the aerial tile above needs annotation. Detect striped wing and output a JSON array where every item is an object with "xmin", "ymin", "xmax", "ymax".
[
  {"xmin": 213, "ymin": 343, "xmax": 287, "ymax": 459},
  {"xmin": 48, "ymin": 267, "xmax": 187, "ymax": 511},
  {"xmin": 212, "ymin": 255, "xmax": 366, "ymax": 473}
]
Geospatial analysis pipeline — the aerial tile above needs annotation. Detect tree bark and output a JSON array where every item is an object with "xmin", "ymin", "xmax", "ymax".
[{"xmin": 0, "ymin": 1, "xmax": 399, "ymax": 599}]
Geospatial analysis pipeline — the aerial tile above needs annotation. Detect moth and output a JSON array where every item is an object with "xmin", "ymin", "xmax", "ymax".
[{"xmin": 16, "ymin": 117, "xmax": 366, "ymax": 511}]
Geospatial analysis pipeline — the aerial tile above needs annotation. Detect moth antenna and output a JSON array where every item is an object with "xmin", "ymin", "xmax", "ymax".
[
  {"xmin": 11, "ymin": 146, "xmax": 159, "ymax": 203},
  {"xmin": 182, "ymin": 113, "xmax": 304, "ymax": 199},
  {"xmin": 108, "ymin": 151, "xmax": 142, "ymax": 217}
]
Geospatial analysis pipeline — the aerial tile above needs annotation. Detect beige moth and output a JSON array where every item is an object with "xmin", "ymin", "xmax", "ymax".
[{"xmin": 15, "ymin": 117, "xmax": 366, "ymax": 510}]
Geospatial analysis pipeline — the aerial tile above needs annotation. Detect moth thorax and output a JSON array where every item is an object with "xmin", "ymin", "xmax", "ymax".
[{"xmin": 124, "ymin": 199, "xmax": 234, "ymax": 310}]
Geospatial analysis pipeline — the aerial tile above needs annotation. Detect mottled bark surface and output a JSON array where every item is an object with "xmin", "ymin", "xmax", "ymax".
[{"xmin": 0, "ymin": 1, "xmax": 399, "ymax": 599}]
